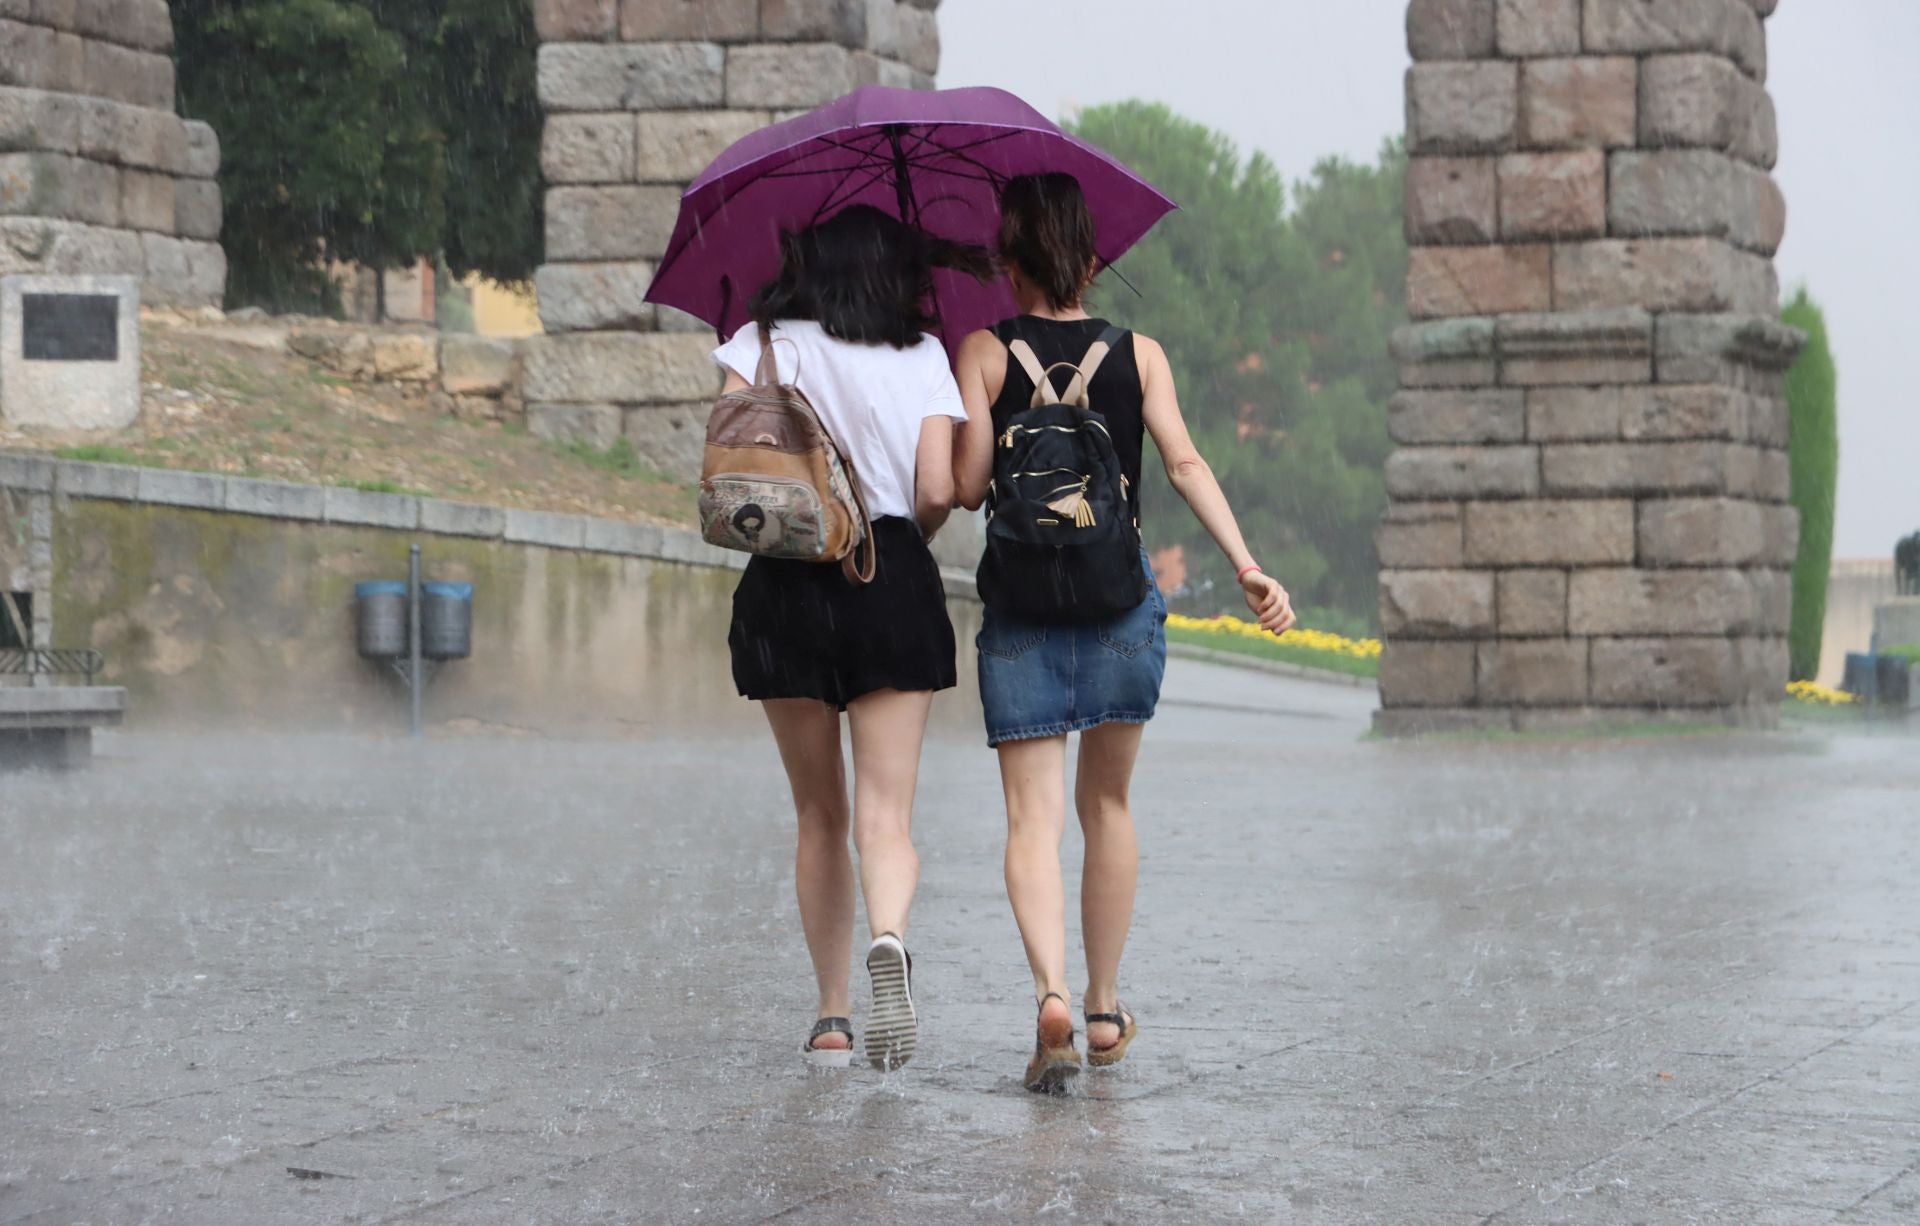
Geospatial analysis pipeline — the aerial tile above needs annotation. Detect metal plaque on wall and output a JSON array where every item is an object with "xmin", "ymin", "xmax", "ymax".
[{"xmin": 21, "ymin": 294, "xmax": 120, "ymax": 362}]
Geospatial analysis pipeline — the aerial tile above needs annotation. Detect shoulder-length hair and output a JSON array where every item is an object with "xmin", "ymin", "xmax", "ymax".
[{"xmin": 750, "ymin": 204, "xmax": 995, "ymax": 348}]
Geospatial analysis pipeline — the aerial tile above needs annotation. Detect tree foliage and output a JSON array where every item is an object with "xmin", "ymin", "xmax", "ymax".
[
  {"xmin": 1781, "ymin": 287, "xmax": 1839, "ymax": 682},
  {"xmin": 1068, "ymin": 102, "xmax": 1404, "ymax": 622},
  {"xmin": 175, "ymin": 0, "xmax": 542, "ymax": 313}
]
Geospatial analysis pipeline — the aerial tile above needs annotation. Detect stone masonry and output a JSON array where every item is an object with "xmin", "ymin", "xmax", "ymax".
[
  {"xmin": 528, "ymin": 0, "xmax": 940, "ymax": 474},
  {"xmin": 0, "ymin": 0, "xmax": 225, "ymax": 307},
  {"xmin": 1380, "ymin": 0, "xmax": 1804, "ymax": 734}
]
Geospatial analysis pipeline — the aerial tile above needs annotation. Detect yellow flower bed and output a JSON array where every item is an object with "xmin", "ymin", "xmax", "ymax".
[
  {"xmin": 1786, "ymin": 680, "xmax": 1856, "ymax": 706},
  {"xmin": 1165, "ymin": 613, "xmax": 1383, "ymax": 660}
]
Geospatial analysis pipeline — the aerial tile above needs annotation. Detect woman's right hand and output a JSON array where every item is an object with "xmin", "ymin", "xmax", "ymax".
[{"xmin": 1241, "ymin": 571, "xmax": 1297, "ymax": 635}]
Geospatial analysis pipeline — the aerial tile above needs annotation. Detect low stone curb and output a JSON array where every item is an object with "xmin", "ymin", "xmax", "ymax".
[{"xmin": 1166, "ymin": 641, "xmax": 1379, "ymax": 690}]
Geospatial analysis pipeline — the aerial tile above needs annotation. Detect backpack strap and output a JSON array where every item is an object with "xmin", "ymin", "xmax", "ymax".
[
  {"xmin": 753, "ymin": 322, "xmax": 803, "ymax": 388},
  {"xmin": 1076, "ymin": 326, "xmax": 1127, "ymax": 389},
  {"xmin": 1007, "ymin": 339, "xmax": 1049, "ymax": 394},
  {"xmin": 838, "ymin": 453, "xmax": 878, "ymax": 585}
]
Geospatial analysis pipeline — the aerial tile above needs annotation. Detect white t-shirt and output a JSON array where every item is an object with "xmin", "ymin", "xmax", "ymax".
[{"xmin": 711, "ymin": 320, "xmax": 965, "ymax": 521}]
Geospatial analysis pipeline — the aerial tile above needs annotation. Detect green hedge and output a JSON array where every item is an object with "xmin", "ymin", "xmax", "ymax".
[{"xmin": 1781, "ymin": 289, "xmax": 1838, "ymax": 682}]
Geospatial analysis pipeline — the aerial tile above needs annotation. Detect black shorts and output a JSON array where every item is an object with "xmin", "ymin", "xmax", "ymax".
[{"xmin": 729, "ymin": 517, "xmax": 957, "ymax": 709}]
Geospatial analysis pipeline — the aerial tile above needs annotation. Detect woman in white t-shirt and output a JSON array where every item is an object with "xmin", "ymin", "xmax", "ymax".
[{"xmin": 712, "ymin": 204, "xmax": 991, "ymax": 1073}]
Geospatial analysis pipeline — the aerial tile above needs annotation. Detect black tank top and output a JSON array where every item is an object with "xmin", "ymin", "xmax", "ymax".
[{"xmin": 989, "ymin": 316, "xmax": 1145, "ymax": 520}]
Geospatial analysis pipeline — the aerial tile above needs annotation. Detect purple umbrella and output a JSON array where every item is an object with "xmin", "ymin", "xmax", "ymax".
[{"xmin": 643, "ymin": 86, "xmax": 1177, "ymax": 354}]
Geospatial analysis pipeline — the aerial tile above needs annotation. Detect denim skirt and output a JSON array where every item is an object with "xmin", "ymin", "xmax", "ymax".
[{"xmin": 976, "ymin": 554, "xmax": 1168, "ymax": 747}]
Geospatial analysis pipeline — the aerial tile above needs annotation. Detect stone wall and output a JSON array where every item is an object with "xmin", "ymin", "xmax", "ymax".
[
  {"xmin": 526, "ymin": 0, "xmax": 941, "ymax": 461},
  {"xmin": 1381, "ymin": 0, "xmax": 1803, "ymax": 733},
  {"xmin": 0, "ymin": 0, "xmax": 224, "ymax": 306}
]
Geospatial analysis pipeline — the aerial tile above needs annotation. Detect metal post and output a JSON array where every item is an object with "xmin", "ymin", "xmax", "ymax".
[{"xmin": 407, "ymin": 543, "xmax": 423, "ymax": 740}]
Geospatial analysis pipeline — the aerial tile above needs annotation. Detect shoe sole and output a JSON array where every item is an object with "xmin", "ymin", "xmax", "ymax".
[
  {"xmin": 1025, "ymin": 1053, "xmax": 1081, "ymax": 1094},
  {"xmin": 801, "ymin": 1045, "xmax": 853, "ymax": 1069},
  {"xmin": 865, "ymin": 940, "xmax": 916, "ymax": 1072}
]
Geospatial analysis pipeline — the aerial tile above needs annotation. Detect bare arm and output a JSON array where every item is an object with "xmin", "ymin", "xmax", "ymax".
[
  {"xmin": 952, "ymin": 329, "xmax": 1006, "ymax": 511},
  {"xmin": 914, "ymin": 415, "xmax": 955, "ymax": 538},
  {"xmin": 1136, "ymin": 335, "xmax": 1297, "ymax": 634}
]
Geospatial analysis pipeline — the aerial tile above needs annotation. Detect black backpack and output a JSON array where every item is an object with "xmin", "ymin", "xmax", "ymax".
[{"xmin": 977, "ymin": 327, "xmax": 1149, "ymax": 622}]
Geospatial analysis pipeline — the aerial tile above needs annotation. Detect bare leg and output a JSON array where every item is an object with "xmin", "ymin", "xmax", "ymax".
[
  {"xmin": 763, "ymin": 698, "xmax": 853, "ymax": 1049},
  {"xmin": 999, "ymin": 735, "xmax": 1072, "ymax": 1030},
  {"xmin": 1077, "ymin": 721, "xmax": 1144, "ymax": 1050},
  {"xmin": 845, "ymin": 688, "xmax": 932, "ymax": 940}
]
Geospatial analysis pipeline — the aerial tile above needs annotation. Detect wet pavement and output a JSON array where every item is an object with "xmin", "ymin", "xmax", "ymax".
[{"xmin": 2, "ymin": 661, "xmax": 1916, "ymax": 1224}]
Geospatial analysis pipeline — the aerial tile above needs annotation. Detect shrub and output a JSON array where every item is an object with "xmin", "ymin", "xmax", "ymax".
[{"xmin": 1781, "ymin": 289, "xmax": 1838, "ymax": 682}]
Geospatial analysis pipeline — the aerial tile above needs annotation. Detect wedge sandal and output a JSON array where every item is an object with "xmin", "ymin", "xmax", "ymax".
[
  {"xmin": 1023, "ymin": 992, "xmax": 1082, "ymax": 1094},
  {"xmin": 1085, "ymin": 1002, "xmax": 1137, "ymax": 1068},
  {"xmin": 801, "ymin": 1016, "xmax": 854, "ymax": 1069},
  {"xmin": 864, "ymin": 933, "xmax": 917, "ymax": 1072}
]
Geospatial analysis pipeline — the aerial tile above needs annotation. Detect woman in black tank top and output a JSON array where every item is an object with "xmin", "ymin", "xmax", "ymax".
[{"xmin": 953, "ymin": 173, "xmax": 1299, "ymax": 1092}]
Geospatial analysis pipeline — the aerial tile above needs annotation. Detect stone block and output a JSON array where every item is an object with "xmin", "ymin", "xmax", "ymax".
[
  {"xmin": 528, "ymin": 401, "xmax": 623, "ymax": 449},
  {"xmin": 82, "ymin": 40, "xmax": 173, "ymax": 111},
  {"xmin": 1388, "ymin": 388, "xmax": 1525, "ymax": 445},
  {"xmin": 623, "ymin": 402, "xmax": 708, "ymax": 481},
  {"xmin": 117, "ymin": 167, "xmax": 172, "ymax": 232},
  {"xmin": 1570, "ymin": 568, "xmax": 1763, "ymax": 635},
  {"xmin": 1620, "ymin": 385, "xmax": 1747, "ymax": 441},
  {"xmin": 0, "ymin": 86, "xmax": 83, "ymax": 156},
  {"xmin": 370, "ymin": 331, "xmax": 437, "ymax": 382},
  {"xmin": 1498, "ymin": 569, "xmax": 1567, "ymax": 635},
  {"xmin": 1375, "ymin": 501, "xmax": 1464, "ymax": 569},
  {"xmin": 0, "ymin": 20, "xmax": 55, "ymax": 91},
  {"xmin": 440, "ymin": 336, "xmax": 515, "ymax": 397},
  {"xmin": 183, "ymin": 119, "xmax": 220, "ymax": 178},
  {"xmin": 0, "ymin": 451, "xmax": 52, "ymax": 491},
  {"xmin": 1405, "ymin": 156, "xmax": 1497, "ymax": 245},
  {"xmin": 1528, "ymin": 387, "xmax": 1624, "ymax": 442},
  {"xmin": 583, "ymin": 516, "xmax": 668, "ymax": 557},
  {"xmin": 545, "ymin": 184, "xmax": 680, "ymax": 260},
  {"xmin": 322, "ymin": 486, "xmax": 417, "ymax": 529},
  {"xmin": 1746, "ymin": 394, "xmax": 1789, "ymax": 447},
  {"xmin": 419, "ymin": 498, "xmax": 507, "ymax": 539},
  {"xmin": 1464, "ymin": 499, "xmax": 1635, "ymax": 566},
  {"xmin": 1373, "ymin": 707, "xmax": 1515, "ymax": 736},
  {"xmin": 535, "ymin": 0, "xmax": 616, "ymax": 40},
  {"xmin": 1654, "ymin": 312, "xmax": 1803, "ymax": 385},
  {"xmin": 1553, "ymin": 238, "xmax": 1777, "ymax": 314},
  {"xmin": 523, "ymin": 332, "xmax": 716, "ymax": 403},
  {"xmin": 1406, "ymin": 62, "xmax": 1517, "ymax": 156},
  {"xmin": 759, "ymin": 0, "xmax": 867, "ymax": 43},
  {"xmin": 1542, "ymin": 441, "xmax": 1730, "ymax": 496},
  {"xmin": 1379, "ymin": 569, "xmax": 1496, "ymax": 638},
  {"xmin": 1, "ymin": 272, "xmax": 139, "ymax": 431},
  {"xmin": 1406, "ymin": 0, "xmax": 1495, "ymax": 59},
  {"xmin": 534, "ymin": 259, "xmax": 656, "ymax": 333},
  {"xmin": 635, "ymin": 110, "xmax": 769, "ymax": 183},
  {"xmin": 174, "ymin": 178, "xmax": 221, "ymax": 241},
  {"xmin": 1379, "ymin": 640, "xmax": 1476, "ymax": 708},
  {"xmin": 1519, "ymin": 57, "xmax": 1636, "ymax": 149},
  {"xmin": 0, "ymin": 153, "xmax": 117, "ymax": 226},
  {"xmin": 1497, "ymin": 150, "xmax": 1603, "ymax": 240},
  {"xmin": 1497, "ymin": 308, "xmax": 1652, "ymax": 386},
  {"xmin": 1585, "ymin": 0, "xmax": 1765, "ymax": 80},
  {"xmin": 1407, "ymin": 244, "xmax": 1550, "ymax": 318},
  {"xmin": 1478, "ymin": 638, "xmax": 1589, "ymax": 705},
  {"xmin": 1640, "ymin": 54, "xmax": 1777, "ymax": 168},
  {"xmin": 139, "ymin": 233, "xmax": 225, "ymax": 308},
  {"xmin": 870, "ymin": 0, "xmax": 940, "ymax": 74},
  {"xmin": 621, "ymin": 0, "xmax": 757, "ymax": 42},
  {"xmin": 1385, "ymin": 445, "xmax": 1538, "ymax": 500},
  {"xmin": 224, "ymin": 477, "xmax": 325, "ymax": 521},
  {"xmin": 135, "ymin": 466, "xmax": 223, "ymax": 509},
  {"xmin": 1759, "ymin": 503, "xmax": 1798, "ymax": 566},
  {"xmin": 1636, "ymin": 496, "xmax": 1766, "ymax": 566},
  {"xmin": 541, "ymin": 113, "xmax": 634, "ymax": 184},
  {"xmin": 1590, "ymin": 636, "xmax": 1741, "ymax": 706},
  {"xmin": 537, "ymin": 42, "xmax": 725, "ymax": 112},
  {"xmin": 74, "ymin": 97, "xmax": 187, "ymax": 173},
  {"xmin": 1609, "ymin": 150, "xmax": 1784, "ymax": 256},
  {"xmin": 1392, "ymin": 317, "xmax": 1496, "ymax": 388},
  {"xmin": 54, "ymin": 458, "xmax": 138, "ymax": 499},
  {"xmin": 289, "ymin": 328, "xmax": 373, "ymax": 378},
  {"xmin": 727, "ymin": 43, "xmax": 860, "ymax": 109},
  {"xmin": 504, "ymin": 507, "xmax": 590, "ymax": 550},
  {"xmin": 1495, "ymin": 0, "xmax": 1578, "ymax": 56}
]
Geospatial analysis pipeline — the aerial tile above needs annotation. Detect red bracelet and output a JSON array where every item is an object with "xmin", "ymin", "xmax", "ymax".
[{"xmin": 1235, "ymin": 563, "xmax": 1262, "ymax": 582}]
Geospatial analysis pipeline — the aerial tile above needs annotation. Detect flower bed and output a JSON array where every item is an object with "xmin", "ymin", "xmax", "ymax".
[
  {"xmin": 1164, "ymin": 613, "xmax": 1381, "ymax": 679},
  {"xmin": 1785, "ymin": 680, "xmax": 1857, "ymax": 707}
]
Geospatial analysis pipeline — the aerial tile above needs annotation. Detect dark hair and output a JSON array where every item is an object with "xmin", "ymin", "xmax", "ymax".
[
  {"xmin": 998, "ymin": 173, "xmax": 1099, "ymax": 312},
  {"xmin": 750, "ymin": 204, "xmax": 994, "ymax": 348}
]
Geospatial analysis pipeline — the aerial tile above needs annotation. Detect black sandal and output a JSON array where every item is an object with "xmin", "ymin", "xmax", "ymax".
[
  {"xmin": 1024, "ymin": 992, "xmax": 1082, "ymax": 1093},
  {"xmin": 802, "ymin": 1016, "xmax": 853, "ymax": 1068},
  {"xmin": 1085, "ymin": 1002, "xmax": 1137, "ymax": 1068}
]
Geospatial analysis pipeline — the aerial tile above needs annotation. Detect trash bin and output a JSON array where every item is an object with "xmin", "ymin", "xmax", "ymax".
[
  {"xmin": 355, "ymin": 581, "xmax": 408, "ymax": 660},
  {"xmin": 1876, "ymin": 654, "xmax": 1910, "ymax": 709},
  {"xmin": 421, "ymin": 581, "xmax": 473, "ymax": 661}
]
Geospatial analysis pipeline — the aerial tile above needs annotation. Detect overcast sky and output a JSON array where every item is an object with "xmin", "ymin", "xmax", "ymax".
[{"xmin": 942, "ymin": 1, "xmax": 1918, "ymax": 558}]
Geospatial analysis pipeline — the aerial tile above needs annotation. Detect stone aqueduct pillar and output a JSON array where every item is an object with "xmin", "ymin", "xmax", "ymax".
[
  {"xmin": 0, "ymin": 1, "xmax": 224, "ymax": 305},
  {"xmin": 528, "ymin": 0, "xmax": 941, "ymax": 476},
  {"xmin": 1379, "ymin": 0, "xmax": 1805, "ymax": 733}
]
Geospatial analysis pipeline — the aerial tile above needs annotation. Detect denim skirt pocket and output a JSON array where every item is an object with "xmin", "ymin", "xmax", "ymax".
[{"xmin": 978, "ymin": 616, "xmax": 1047, "ymax": 661}]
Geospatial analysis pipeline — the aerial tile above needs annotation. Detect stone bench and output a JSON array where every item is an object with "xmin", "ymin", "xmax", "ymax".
[{"xmin": 0, "ymin": 686, "xmax": 127, "ymax": 770}]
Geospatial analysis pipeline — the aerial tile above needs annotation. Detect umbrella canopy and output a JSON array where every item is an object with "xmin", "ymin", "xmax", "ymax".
[{"xmin": 643, "ymin": 86, "xmax": 1177, "ymax": 354}]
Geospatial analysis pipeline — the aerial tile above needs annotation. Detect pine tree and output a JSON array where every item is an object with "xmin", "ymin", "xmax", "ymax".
[{"xmin": 1781, "ymin": 288, "xmax": 1839, "ymax": 681}]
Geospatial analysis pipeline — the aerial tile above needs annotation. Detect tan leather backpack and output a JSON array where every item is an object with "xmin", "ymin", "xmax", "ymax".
[{"xmin": 699, "ymin": 324, "xmax": 875, "ymax": 582}]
